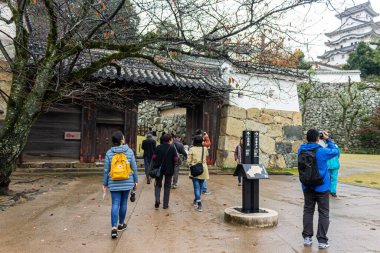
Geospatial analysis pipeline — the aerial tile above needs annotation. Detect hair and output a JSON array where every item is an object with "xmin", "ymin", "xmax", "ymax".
[
  {"xmin": 112, "ymin": 131, "xmax": 124, "ymax": 146},
  {"xmin": 195, "ymin": 129, "xmax": 203, "ymax": 135},
  {"xmin": 149, "ymin": 127, "xmax": 152, "ymax": 131},
  {"xmin": 306, "ymin": 129, "xmax": 319, "ymax": 143},
  {"xmin": 193, "ymin": 135, "xmax": 203, "ymax": 147},
  {"xmin": 161, "ymin": 133, "xmax": 171, "ymax": 143}
]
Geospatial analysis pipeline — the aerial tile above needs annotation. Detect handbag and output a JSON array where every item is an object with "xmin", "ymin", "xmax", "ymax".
[
  {"xmin": 190, "ymin": 147, "xmax": 204, "ymax": 177},
  {"xmin": 149, "ymin": 145, "xmax": 172, "ymax": 179}
]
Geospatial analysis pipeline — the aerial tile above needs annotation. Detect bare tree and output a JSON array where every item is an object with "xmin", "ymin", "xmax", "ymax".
[
  {"xmin": 336, "ymin": 77, "xmax": 366, "ymax": 150},
  {"xmin": 0, "ymin": 0, "xmax": 326, "ymax": 195}
]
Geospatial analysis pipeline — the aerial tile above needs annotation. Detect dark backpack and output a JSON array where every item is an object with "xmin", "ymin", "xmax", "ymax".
[{"xmin": 298, "ymin": 146, "xmax": 324, "ymax": 187}]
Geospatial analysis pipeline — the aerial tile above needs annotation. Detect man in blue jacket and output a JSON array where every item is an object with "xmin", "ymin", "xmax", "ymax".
[{"xmin": 298, "ymin": 129, "xmax": 339, "ymax": 249}]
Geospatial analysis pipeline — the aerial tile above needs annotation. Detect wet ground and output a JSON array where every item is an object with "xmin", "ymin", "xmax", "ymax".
[{"xmin": 0, "ymin": 173, "xmax": 379, "ymax": 253}]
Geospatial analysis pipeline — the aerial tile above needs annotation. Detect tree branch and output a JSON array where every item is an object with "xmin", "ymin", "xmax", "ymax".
[
  {"xmin": 43, "ymin": 0, "xmax": 58, "ymax": 54},
  {"xmin": 0, "ymin": 39, "xmax": 14, "ymax": 68}
]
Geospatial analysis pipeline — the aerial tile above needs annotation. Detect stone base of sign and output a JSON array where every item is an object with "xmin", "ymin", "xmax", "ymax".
[{"xmin": 224, "ymin": 206, "xmax": 278, "ymax": 228}]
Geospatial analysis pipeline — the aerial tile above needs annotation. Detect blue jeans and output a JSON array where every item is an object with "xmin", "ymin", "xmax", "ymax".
[
  {"xmin": 144, "ymin": 156, "xmax": 151, "ymax": 177},
  {"xmin": 202, "ymin": 180, "xmax": 208, "ymax": 193},
  {"xmin": 110, "ymin": 190, "xmax": 130, "ymax": 227},
  {"xmin": 192, "ymin": 178, "xmax": 204, "ymax": 202}
]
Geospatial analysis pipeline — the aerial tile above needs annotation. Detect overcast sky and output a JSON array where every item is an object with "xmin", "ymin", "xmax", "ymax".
[{"xmin": 289, "ymin": 0, "xmax": 380, "ymax": 60}]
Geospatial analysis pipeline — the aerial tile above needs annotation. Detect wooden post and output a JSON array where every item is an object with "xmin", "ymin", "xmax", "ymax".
[{"xmin": 80, "ymin": 102, "xmax": 97, "ymax": 163}]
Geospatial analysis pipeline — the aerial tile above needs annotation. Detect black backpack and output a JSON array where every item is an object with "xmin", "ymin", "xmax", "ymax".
[{"xmin": 298, "ymin": 146, "xmax": 324, "ymax": 187}]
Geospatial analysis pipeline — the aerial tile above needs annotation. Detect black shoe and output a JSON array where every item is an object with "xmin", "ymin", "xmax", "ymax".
[
  {"xmin": 155, "ymin": 202, "xmax": 160, "ymax": 209},
  {"xmin": 130, "ymin": 191, "xmax": 136, "ymax": 202},
  {"xmin": 163, "ymin": 205, "xmax": 169, "ymax": 209},
  {"xmin": 197, "ymin": 202, "xmax": 203, "ymax": 212},
  {"xmin": 117, "ymin": 224, "xmax": 127, "ymax": 231},
  {"xmin": 111, "ymin": 229, "xmax": 118, "ymax": 239}
]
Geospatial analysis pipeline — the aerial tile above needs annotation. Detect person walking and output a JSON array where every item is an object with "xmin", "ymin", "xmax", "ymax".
[
  {"xmin": 187, "ymin": 135, "xmax": 209, "ymax": 212},
  {"xmin": 327, "ymin": 134, "xmax": 340, "ymax": 197},
  {"xmin": 102, "ymin": 131, "xmax": 138, "ymax": 239},
  {"xmin": 141, "ymin": 133, "xmax": 156, "ymax": 184},
  {"xmin": 234, "ymin": 137, "xmax": 243, "ymax": 186},
  {"xmin": 298, "ymin": 129, "xmax": 339, "ymax": 249},
  {"xmin": 171, "ymin": 134, "xmax": 188, "ymax": 189},
  {"xmin": 195, "ymin": 129, "xmax": 211, "ymax": 194},
  {"xmin": 152, "ymin": 134, "xmax": 178, "ymax": 209}
]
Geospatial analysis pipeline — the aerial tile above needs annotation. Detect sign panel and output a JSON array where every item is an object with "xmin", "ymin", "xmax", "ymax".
[{"xmin": 64, "ymin": 132, "xmax": 81, "ymax": 140}]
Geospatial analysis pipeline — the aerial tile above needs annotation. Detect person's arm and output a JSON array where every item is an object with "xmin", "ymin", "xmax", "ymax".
[
  {"xmin": 128, "ymin": 149, "xmax": 139, "ymax": 184},
  {"xmin": 321, "ymin": 139, "xmax": 340, "ymax": 160},
  {"xmin": 103, "ymin": 153, "xmax": 111, "ymax": 187},
  {"xmin": 141, "ymin": 141, "xmax": 146, "ymax": 151}
]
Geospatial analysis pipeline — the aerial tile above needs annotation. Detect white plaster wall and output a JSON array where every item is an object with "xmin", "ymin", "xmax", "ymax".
[
  {"xmin": 0, "ymin": 3, "xmax": 15, "ymax": 60},
  {"xmin": 221, "ymin": 63, "xmax": 301, "ymax": 112},
  {"xmin": 313, "ymin": 71, "xmax": 361, "ymax": 83}
]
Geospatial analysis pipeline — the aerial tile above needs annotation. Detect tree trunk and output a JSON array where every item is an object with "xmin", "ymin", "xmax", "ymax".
[{"xmin": 0, "ymin": 162, "xmax": 15, "ymax": 196}]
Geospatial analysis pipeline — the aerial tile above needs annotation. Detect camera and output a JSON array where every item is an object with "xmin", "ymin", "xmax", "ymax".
[{"xmin": 319, "ymin": 130, "xmax": 324, "ymax": 139}]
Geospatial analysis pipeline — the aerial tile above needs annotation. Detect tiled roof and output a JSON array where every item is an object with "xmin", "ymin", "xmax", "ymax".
[
  {"xmin": 92, "ymin": 62, "xmax": 227, "ymax": 91},
  {"xmin": 336, "ymin": 2, "xmax": 379, "ymax": 18}
]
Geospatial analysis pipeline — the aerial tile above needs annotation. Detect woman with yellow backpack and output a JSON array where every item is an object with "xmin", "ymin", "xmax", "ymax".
[{"xmin": 102, "ymin": 131, "xmax": 138, "ymax": 239}]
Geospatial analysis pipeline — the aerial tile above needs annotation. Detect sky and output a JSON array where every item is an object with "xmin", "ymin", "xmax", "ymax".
[{"xmin": 289, "ymin": 0, "xmax": 380, "ymax": 60}]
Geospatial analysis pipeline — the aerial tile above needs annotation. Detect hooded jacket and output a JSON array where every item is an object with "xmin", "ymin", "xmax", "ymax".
[
  {"xmin": 103, "ymin": 144, "xmax": 138, "ymax": 191},
  {"xmin": 298, "ymin": 139, "xmax": 339, "ymax": 192}
]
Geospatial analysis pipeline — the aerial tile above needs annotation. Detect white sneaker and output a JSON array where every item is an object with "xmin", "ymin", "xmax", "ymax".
[
  {"xmin": 303, "ymin": 237, "xmax": 312, "ymax": 246},
  {"xmin": 318, "ymin": 242, "xmax": 329, "ymax": 249}
]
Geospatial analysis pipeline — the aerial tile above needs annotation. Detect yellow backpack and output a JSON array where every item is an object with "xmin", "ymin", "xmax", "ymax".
[{"xmin": 109, "ymin": 153, "xmax": 132, "ymax": 180}]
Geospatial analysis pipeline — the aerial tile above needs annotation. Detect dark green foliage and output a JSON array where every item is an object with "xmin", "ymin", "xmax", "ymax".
[
  {"xmin": 357, "ymin": 106, "xmax": 380, "ymax": 149},
  {"xmin": 344, "ymin": 42, "xmax": 380, "ymax": 78}
]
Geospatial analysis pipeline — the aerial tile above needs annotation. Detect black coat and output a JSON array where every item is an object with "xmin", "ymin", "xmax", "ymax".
[
  {"xmin": 153, "ymin": 143, "xmax": 177, "ymax": 176},
  {"xmin": 142, "ymin": 138, "xmax": 156, "ymax": 159}
]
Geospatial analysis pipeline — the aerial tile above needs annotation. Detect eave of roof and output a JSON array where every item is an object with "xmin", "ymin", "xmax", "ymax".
[
  {"xmin": 318, "ymin": 45, "xmax": 356, "ymax": 59},
  {"xmin": 335, "ymin": 2, "xmax": 379, "ymax": 18}
]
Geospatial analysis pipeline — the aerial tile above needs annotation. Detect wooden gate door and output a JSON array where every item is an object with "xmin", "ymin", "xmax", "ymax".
[{"xmin": 96, "ymin": 124, "xmax": 123, "ymax": 160}]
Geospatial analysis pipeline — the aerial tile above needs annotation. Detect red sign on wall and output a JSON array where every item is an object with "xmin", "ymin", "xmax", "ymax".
[{"xmin": 64, "ymin": 132, "xmax": 81, "ymax": 140}]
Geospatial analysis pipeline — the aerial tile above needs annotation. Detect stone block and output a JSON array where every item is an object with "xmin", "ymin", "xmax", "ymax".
[
  {"xmin": 222, "ymin": 117, "xmax": 245, "ymax": 137},
  {"xmin": 292, "ymin": 112, "xmax": 302, "ymax": 125},
  {"xmin": 292, "ymin": 140, "xmax": 304, "ymax": 153},
  {"xmin": 275, "ymin": 142, "xmax": 292, "ymax": 154},
  {"xmin": 284, "ymin": 153, "xmax": 298, "ymax": 168},
  {"xmin": 283, "ymin": 126, "xmax": 303, "ymax": 140},
  {"xmin": 268, "ymin": 154, "xmax": 287, "ymax": 169},
  {"xmin": 273, "ymin": 116, "xmax": 292, "ymax": 125},
  {"xmin": 258, "ymin": 114, "xmax": 274, "ymax": 124},
  {"xmin": 247, "ymin": 108, "xmax": 261, "ymax": 119},
  {"xmin": 263, "ymin": 109, "xmax": 294, "ymax": 119},
  {"xmin": 259, "ymin": 135, "xmax": 276, "ymax": 154},
  {"xmin": 216, "ymin": 150, "xmax": 236, "ymax": 168},
  {"xmin": 224, "ymin": 207, "xmax": 278, "ymax": 228},
  {"xmin": 245, "ymin": 120, "xmax": 268, "ymax": 134},
  {"xmin": 259, "ymin": 153, "xmax": 269, "ymax": 168},
  {"xmin": 267, "ymin": 124, "xmax": 283, "ymax": 138},
  {"xmin": 221, "ymin": 105, "xmax": 246, "ymax": 120},
  {"xmin": 218, "ymin": 135, "xmax": 240, "ymax": 152}
]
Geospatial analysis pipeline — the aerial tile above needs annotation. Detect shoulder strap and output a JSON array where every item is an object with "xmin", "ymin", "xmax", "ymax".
[
  {"xmin": 160, "ymin": 145, "xmax": 172, "ymax": 167},
  {"xmin": 201, "ymin": 147, "xmax": 204, "ymax": 163}
]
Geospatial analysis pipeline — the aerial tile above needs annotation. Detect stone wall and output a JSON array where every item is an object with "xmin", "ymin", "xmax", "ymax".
[
  {"xmin": 138, "ymin": 100, "xmax": 186, "ymax": 136},
  {"xmin": 0, "ymin": 61, "xmax": 12, "ymax": 120},
  {"xmin": 300, "ymin": 82, "xmax": 380, "ymax": 148},
  {"xmin": 216, "ymin": 105, "xmax": 303, "ymax": 169}
]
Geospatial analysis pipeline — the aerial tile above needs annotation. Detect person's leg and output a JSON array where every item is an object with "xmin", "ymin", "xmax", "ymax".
[
  {"xmin": 172, "ymin": 164, "xmax": 179, "ymax": 187},
  {"xmin": 316, "ymin": 191, "xmax": 330, "ymax": 244},
  {"xmin": 329, "ymin": 169, "xmax": 339, "ymax": 194},
  {"xmin": 144, "ymin": 157, "xmax": 150, "ymax": 177},
  {"xmin": 163, "ymin": 175, "xmax": 172, "ymax": 208},
  {"xmin": 118, "ymin": 190, "xmax": 130, "ymax": 226},
  {"xmin": 202, "ymin": 180, "xmax": 208, "ymax": 193},
  {"xmin": 110, "ymin": 191, "xmax": 121, "ymax": 228},
  {"xmin": 238, "ymin": 176, "xmax": 242, "ymax": 185},
  {"xmin": 154, "ymin": 175, "xmax": 163, "ymax": 207},
  {"xmin": 192, "ymin": 178, "xmax": 201, "ymax": 203},
  {"xmin": 302, "ymin": 190, "xmax": 316, "ymax": 239}
]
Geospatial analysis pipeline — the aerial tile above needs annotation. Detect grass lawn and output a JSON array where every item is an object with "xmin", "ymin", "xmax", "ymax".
[{"xmin": 339, "ymin": 171, "xmax": 380, "ymax": 189}]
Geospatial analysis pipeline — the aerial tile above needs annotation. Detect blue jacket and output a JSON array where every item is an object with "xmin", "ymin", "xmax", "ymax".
[
  {"xmin": 327, "ymin": 143, "xmax": 340, "ymax": 170},
  {"xmin": 298, "ymin": 139, "xmax": 339, "ymax": 192},
  {"xmin": 103, "ymin": 144, "xmax": 138, "ymax": 191}
]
